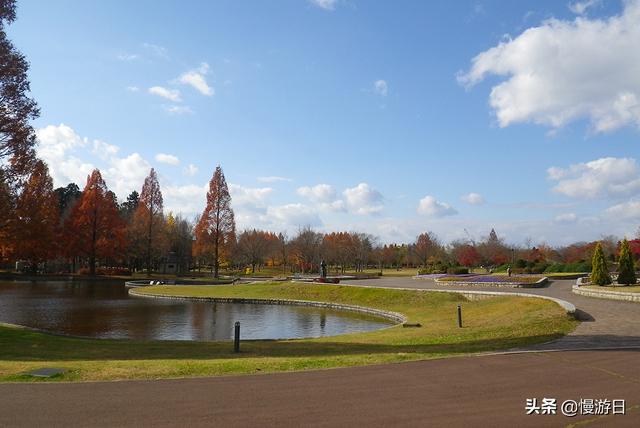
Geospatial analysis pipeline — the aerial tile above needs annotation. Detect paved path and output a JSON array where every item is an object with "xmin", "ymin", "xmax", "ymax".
[
  {"xmin": 1, "ymin": 350, "xmax": 638, "ymax": 427},
  {"xmin": 342, "ymin": 277, "xmax": 640, "ymax": 350}
]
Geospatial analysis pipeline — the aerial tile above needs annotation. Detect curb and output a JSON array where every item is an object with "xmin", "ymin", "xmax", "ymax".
[{"xmin": 129, "ymin": 289, "xmax": 408, "ymax": 324}]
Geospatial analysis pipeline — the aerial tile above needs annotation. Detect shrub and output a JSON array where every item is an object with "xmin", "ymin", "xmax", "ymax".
[
  {"xmin": 591, "ymin": 242, "xmax": 612, "ymax": 286},
  {"xmin": 446, "ymin": 267, "xmax": 469, "ymax": 275},
  {"xmin": 617, "ymin": 238, "xmax": 637, "ymax": 285}
]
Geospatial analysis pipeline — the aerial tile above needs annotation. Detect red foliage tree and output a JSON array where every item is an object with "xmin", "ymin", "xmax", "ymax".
[
  {"xmin": 194, "ymin": 166, "xmax": 235, "ymax": 278},
  {"xmin": 12, "ymin": 160, "xmax": 59, "ymax": 270},
  {"xmin": 64, "ymin": 169, "xmax": 126, "ymax": 275},
  {"xmin": 455, "ymin": 244, "xmax": 481, "ymax": 268},
  {"xmin": 629, "ymin": 239, "xmax": 640, "ymax": 261},
  {"xmin": 132, "ymin": 168, "xmax": 164, "ymax": 274}
]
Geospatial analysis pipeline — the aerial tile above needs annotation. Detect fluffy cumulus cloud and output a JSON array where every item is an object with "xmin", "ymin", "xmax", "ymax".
[
  {"xmin": 35, "ymin": 124, "xmax": 95, "ymax": 187},
  {"xmin": 459, "ymin": 1, "xmax": 640, "ymax": 132},
  {"xmin": 310, "ymin": 0, "xmax": 338, "ymax": 11},
  {"xmin": 605, "ymin": 200, "xmax": 640, "ymax": 220},
  {"xmin": 373, "ymin": 79, "xmax": 388, "ymax": 96},
  {"xmin": 148, "ymin": 86, "xmax": 181, "ymax": 102},
  {"xmin": 229, "ymin": 184, "xmax": 273, "ymax": 213},
  {"xmin": 266, "ymin": 204, "xmax": 322, "ymax": 228},
  {"xmin": 178, "ymin": 63, "xmax": 214, "ymax": 96},
  {"xmin": 548, "ymin": 157, "xmax": 640, "ymax": 199},
  {"xmin": 569, "ymin": 0, "xmax": 601, "ymax": 15},
  {"xmin": 155, "ymin": 153, "xmax": 180, "ymax": 165},
  {"xmin": 417, "ymin": 196, "xmax": 458, "ymax": 217},
  {"xmin": 461, "ymin": 192, "xmax": 485, "ymax": 205},
  {"xmin": 343, "ymin": 183, "xmax": 384, "ymax": 215},
  {"xmin": 297, "ymin": 184, "xmax": 336, "ymax": 203},
  {"xmin": 163, "ymin": 184, "xmax": 208, "ymax": 216}
]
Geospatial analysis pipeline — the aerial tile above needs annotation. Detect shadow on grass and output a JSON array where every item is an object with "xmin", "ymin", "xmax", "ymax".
[{"xmin": 0, "ymin": 328, "xmax": 577, "ymax": 362}]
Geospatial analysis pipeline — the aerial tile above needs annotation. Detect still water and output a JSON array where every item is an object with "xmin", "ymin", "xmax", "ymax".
[{"xmin": 0, "ymin": 280, "xmax": 393, "ymax": 340}]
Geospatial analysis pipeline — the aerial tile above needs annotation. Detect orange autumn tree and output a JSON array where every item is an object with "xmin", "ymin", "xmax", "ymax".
[
  {"xmin": 12, "ymin": 160, "xmax": 59, "ymax": 271},
  {"xmin": 194, "ymin": 165, "xmax": 235, "ymax": 278},
  {"xmin": 65, "ymin": 169, "xmax": 126, "ymax": 275},
  {"xmin": 131, "ymin": 168, "xmax": 165, "ymax": 274}
]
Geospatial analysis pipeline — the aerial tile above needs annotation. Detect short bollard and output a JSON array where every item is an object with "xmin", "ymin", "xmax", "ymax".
[
  {"xmin": 457, "ymin": 305, "xmax": 462, "ymax": 328},
  {"xmin": 234, "ymin": 321, "xmax": 240, "ymax": 353}
]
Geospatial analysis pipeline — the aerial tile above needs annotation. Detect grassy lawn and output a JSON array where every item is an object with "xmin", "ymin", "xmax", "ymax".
[
  {"xmin": 0, "ymin": 282, "xmax": 577, "ymax": 382},
  {"xmin": 583, "ymin": 284, "xmax": 640, "ymax": 292}
]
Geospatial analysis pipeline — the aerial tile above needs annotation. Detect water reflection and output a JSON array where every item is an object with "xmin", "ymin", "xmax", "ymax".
[{"xmin": 0, "ymin": 280, "xmax": 393, "ymax": 340}]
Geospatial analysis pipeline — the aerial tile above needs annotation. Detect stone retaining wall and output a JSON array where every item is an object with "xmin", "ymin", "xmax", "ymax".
[
  {"xmin": 432, "ymin": 277, "xmax": 548, "ymax": 288},
  {"xmin": 128, "ymin": 289, "xmax": 407, "ymax": 324},
  {"xmin": 573, "ymin": 279, "xmax": 640, "ymax": 303}
]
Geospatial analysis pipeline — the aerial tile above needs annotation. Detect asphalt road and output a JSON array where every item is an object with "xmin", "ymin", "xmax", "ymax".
[
  {"xmin": 1, "ymin": 350, "xmax": 638, "ymax": 427},
  {"xmin": 1, "ymin": 277, "xmax": 639, "ymax": 427}
]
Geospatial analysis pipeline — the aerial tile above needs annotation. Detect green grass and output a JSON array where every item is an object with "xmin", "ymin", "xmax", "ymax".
[{"xmin": 0, "ymin": 282, "xmax": 577, "ymax": 382}]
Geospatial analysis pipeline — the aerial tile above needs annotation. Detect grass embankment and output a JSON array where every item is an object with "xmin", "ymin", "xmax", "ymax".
[{"xmin": 0, "ymin": 282, "xmax": 577, "ymax": 382}]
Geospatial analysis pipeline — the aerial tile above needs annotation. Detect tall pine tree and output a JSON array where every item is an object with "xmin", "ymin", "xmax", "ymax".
[
  {"xmin": 590, "ymin": 242, "xmax": 612, "ymax": 286},
  {"xmin": 13, "ymin": 160, "xmax": 59, "ymax": 271},
  {"xmin": 133, "ymin": 168, "xmax": 164, "ymax": 275},
  {"xmin": 65, "ymin": 169, "xmax": 125, "ymax": 275},
  {"xmin": 194, "ymin": 166, "xmax": 235, "ymax": 278},
  {"xmin": 617, "ymin": 238, "xmax": 637, "ymax": 285}
]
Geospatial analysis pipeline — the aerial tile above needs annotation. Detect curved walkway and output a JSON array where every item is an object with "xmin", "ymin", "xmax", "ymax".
[{"xmin": 342, "ymin": 277, "xmax": 640, "ymax": 350}]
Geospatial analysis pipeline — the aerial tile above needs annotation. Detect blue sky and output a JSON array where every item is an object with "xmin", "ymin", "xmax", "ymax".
[{"xmin": 9, "ymin": 0, "xmax": 640, "ymax": 245}]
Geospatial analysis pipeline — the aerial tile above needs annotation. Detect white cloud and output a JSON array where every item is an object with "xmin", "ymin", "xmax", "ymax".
[
  {"xmin": 117, "ymin": 53, "xmax": 139, "ymax": 61},
  {"xmin": 310, "ymin": 0, "xmax": 338, "ymax": 11},
  {"xmin": 148, "ymin": 86, "xmax": 181, "ymax": 102},
  {"xmin": 297, "ymin": 184, "xmax": 336, "ymax": 203},
  {"xmin": 548, "ymin": 157, "xmax": 640, "ymax": 199},
  {"xmin": 105, "ymin": 153, "xmax": 152, "ymax": 198},
  {"xmin": 178, "ymin": 63, "xmax": 214, "ymax": 96},
  {"xmin": 343, "ymin": 183, "xmax": 384, "ymax": 215},
  {"xmin": 126, "ymin": 86, "xmax": 140, "ymax": 92},
  {"xmin": 163, "ymin": 105, "xmax": 193, "ymax": 115},
  {"xmin": 266, "ymin": 204, "xmax": 322, "ymax": 227},
  {"xmin": 155, "ymin": 153, "xmax": 180, "ymax": 165},
  {"xmin": 141, "ymin": 42, "xmax": 169, "ymax": 59},
  {"xmin": 417, "ymin": 196, "xmax": 458, "ymax": 217},
  {"xmin": 258, "ymin": 176, "xmax": 291, "ymax": 183},
  {"xmin": 459, "ymin": 1, "xmax": 640, "ymax": 132},
  {"xmin": 373, "ymin": 79, "xmax": 388, "ymax": 96},
  {"xmin": 183, "ymin": 164, "xmax": 198, "ymax": 176},
  {"xmin": 92, "ymin": 140, "xmax": 120, "ymax": 160},
  {"xmin": 35, "ymin": 124, "xmax": 94, "ymax": 188},
  {"xmin": 229, "ymin": 184, "xmax": 273, "ymax": 212},
  {"xmin": 569, "ymin": 0, "xmax": 601, "ymax": 15},
  {"xmin": 554, "ymin": 212, "xmax": 578, "ymax": 223},
  {"xmin": 163, "ymin": 183, "xmax": 208, "ymax": 216},
  {"xmin": 461, "ymin": 192, "xmax": 485, "ymax": 205},
  {"xmin": 605, "ymin": 200, "xmax": 640, "ymax": 220}
]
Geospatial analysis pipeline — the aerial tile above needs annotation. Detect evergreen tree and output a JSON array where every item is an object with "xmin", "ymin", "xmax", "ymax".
[
  {"xmin": 617, "ymin": 238, "xmax": 637, "ymax": 285},
  {"xmin": 590, "ymin": 242, "xmax": 612, "ymax": 286}
]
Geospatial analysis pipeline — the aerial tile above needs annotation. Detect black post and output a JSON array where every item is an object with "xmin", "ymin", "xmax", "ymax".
[
  {"xmin": 234, "ymin": 321, "xmax": 240, "ymax": 353},
  {"xmin": 457, "ymin": 305, "xmax": 462, "ymax": 328}
]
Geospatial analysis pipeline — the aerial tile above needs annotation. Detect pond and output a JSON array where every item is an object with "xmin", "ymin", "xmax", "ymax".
[{"xmin": 0, "ymin": 280, "xmax": 394, "ymax": 340}]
